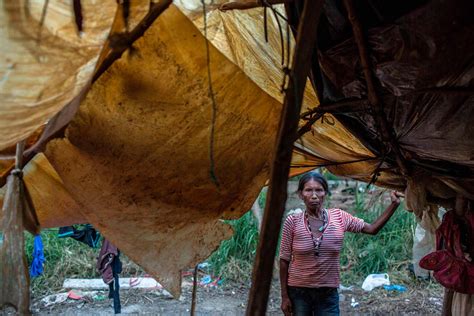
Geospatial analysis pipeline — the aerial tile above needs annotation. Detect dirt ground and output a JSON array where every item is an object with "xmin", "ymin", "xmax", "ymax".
[{"xmin": 30, "ymin": 276, "xmax": 443, "ymax": 315}]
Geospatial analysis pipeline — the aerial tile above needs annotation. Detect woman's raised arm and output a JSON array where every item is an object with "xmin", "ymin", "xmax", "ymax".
[{"xmin": 362, "ymin": 191, "xmax": 403, "ymax": 235}]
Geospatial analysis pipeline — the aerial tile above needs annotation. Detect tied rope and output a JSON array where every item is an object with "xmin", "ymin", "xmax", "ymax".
[{"xmin": 201, "ymin": 0, "xmax": 219, "ymax": 187}]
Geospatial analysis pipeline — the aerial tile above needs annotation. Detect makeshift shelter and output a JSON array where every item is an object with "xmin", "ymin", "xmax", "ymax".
[{"xmin": 1, "ymin": 0, "xmax": 473, "ymax": 314}]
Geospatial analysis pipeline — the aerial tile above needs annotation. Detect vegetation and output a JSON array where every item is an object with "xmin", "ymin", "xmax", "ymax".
[
  {"xmin": 339, "ymin": 185, "xmax": 416, "ymax": 285},
  {"xmin": 208, "ymin": 211, "xmax": 260, "ymax": 281},
  {"xmin": 25, "ymin": 229, "xmax": 141, "ymax": 297}
]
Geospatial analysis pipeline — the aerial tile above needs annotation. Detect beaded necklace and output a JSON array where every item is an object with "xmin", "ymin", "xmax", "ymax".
[{"xmin": 305, "ymin": 209, "xmax": 328, "ymax": 257}]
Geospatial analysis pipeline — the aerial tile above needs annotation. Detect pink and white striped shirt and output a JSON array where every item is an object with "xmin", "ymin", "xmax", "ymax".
[{"xmin": 279, "ymin": 209, "xmax": 365, "ymax": 288}]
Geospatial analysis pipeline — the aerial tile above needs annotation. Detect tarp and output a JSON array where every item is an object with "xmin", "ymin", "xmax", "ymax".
[
  {"xmin": 1, "ymin": 0, "xmax": 473, "ymax": 297},
  {"xmin": 44, "ymin": 4, "xmax": 284, "ymax": 296},
  {"xmin": 0, "ymin": 0, "xmax": 116, "ymax": 150},
  {"xmin": 286, "ymin": 0, "xmax": 474, "ymax": 212}
]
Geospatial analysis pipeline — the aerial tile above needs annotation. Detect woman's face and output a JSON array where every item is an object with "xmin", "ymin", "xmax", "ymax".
[{"xmin": 299, "ymin": 179, "xmax": 326, "ymax": 211}]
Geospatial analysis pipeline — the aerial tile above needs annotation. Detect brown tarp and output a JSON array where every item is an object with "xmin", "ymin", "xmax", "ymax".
[
  {"xmin": 1, "ymin": 0, "xmax": 473, "ymax": 298},
  {"xmin": 43, "ymin": 5, "xmax": 283, "ymax": 296}
]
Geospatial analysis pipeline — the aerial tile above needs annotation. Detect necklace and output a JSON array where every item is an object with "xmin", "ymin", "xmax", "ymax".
[
  {"xmin": 306, "ymin": 209, "xmax": 328, "ymax": 232},
  {"xmin": 305, "ymin": 209, "xmax": 328, "ymax": 257}
]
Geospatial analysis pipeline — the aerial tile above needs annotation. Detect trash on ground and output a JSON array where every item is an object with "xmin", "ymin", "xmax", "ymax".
[
  {"xmin": 199, "ymin": 274, "xmax": 221, "ymax": 288},
  {"xmin": 383, "ymin": 284, "xmax": 407, "ymax": 292},
  {"xmin": 41, "ymin": 293, "xmax": 69, "ymax": 307},
  {"xmin": 67, "ymin": 290, "xmax": 83, "ymax": 300},
  {"xmin": 339, "ymin": 284, "xmax": 354, "ymax": 292},
  {"xmin": 361, "ymin": 273, "xmax": 390, "ymax": 291},
  {"xmin": 351, "ymin": 297, "xmax": 359, "ymax": 308},
  {"xmin": 200, "ymin": 275, "xmax": 212, "ymax": 285}
]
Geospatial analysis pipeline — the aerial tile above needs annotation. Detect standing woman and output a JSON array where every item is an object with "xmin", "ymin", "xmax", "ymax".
[{"xmin": 279, "ymin": 172, "xmax": 403, "ymax": 316}]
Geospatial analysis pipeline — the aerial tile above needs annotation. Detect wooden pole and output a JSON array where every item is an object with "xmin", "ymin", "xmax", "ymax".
[
  {"xmin": 245, "ymin": 1, "xmax": 324, "ymax": 314},
  {"xmin": 190, "ymin": 264, "xmax": 198, "ymax": 316}
]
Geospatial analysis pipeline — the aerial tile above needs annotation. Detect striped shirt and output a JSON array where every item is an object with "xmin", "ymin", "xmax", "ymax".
[{"xmin": 279, "ymin": 209, "xmax": 365, "ymax": 288}]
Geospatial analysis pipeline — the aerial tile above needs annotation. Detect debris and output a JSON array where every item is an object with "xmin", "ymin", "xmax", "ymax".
[
  {"xmin": 339, "ymin": 284, "xmax": 354, "ymax": 292},
  {"xmin": 198, "ymin": 274, "xmax": 221, "ymax": 288},
  {"xmin": 197, "ymin": 262, "xmax": 210, "ymax": 269},
  {"xmin": 67, "ymin": 290, "xmax": 83, "ymax": 300},
  {"xmin": 351, "ymin": 297, "xmax": 359, "ymax": 308},
  {"xmin": 383, "ymin": 285, "xmax": 407, "ymax": 292},
  {"xmin": 361, "ymin": 273, "xmax": 390, "ymax": 291},
  {"xmin": 200, "ymin": 275, "xmax": 212, "ymax": 285},
  {"xmin": 93, "ymin": 294, "xmax": 107, "ymax": 301},
  {"xmin": 41, "ymin": 293, "xmax": 68, "ymax": 307}
]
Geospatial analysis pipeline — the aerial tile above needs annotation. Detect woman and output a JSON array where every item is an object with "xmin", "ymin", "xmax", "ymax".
[{"xmin": 279, "ymin": 172, "xmax": 403, "ymax": 316}]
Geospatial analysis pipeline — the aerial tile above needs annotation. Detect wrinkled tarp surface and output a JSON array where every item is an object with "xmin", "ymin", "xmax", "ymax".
[
  {"xmin": 44, "ymin": 4, "xmax": 284, "ymax": 296},
  {"xmin": 0, "ymin": 0, "xmax": 115, "ymax": 150},
  {"xmin": 286, "ymin": 0, "xmax": 474, "ymax": 216}
]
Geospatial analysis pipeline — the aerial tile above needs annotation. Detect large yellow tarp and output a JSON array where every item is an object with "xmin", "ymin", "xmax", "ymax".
[{"xmin": 42, "ymin": 4, "xmax": 283, "ymax": 296}]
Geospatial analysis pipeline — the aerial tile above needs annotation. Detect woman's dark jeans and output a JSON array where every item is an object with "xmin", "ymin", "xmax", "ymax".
[{"xmin": 288, "ymin": 286, "xmax": 340, "ymax": 316}]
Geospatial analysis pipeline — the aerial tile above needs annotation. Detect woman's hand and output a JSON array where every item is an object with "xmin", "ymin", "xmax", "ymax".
[
  {"xmin": 390, "ymin": 191, "xmax": 404, "ymax": 204},
  {"xmin": 281, "ymin": 295, "xmax": 292, "ymax": 316}
]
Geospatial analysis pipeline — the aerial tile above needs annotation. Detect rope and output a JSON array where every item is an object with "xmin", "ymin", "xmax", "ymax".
[
  {"xmin": 36, "ymin": 0, "xmax": 50, "ymax": 43},
  {"xmin": 201, "ymin": 0, "xmax": 220, "ymax": 187},
  {"xmin": 367, "ymin": 154, "xmax": 387, "ymax": 189}
]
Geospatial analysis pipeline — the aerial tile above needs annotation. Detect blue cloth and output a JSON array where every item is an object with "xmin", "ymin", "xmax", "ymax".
[
  {"xmin": 30, "ymin": 235, "xmax": 45, "ymax": 277},
  {"xmin": 288, "ymin": 286, "xmax": 340, "ymax": 316}
]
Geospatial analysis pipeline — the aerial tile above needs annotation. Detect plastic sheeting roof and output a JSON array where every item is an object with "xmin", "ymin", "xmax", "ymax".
[{"xmin": 1, "ymin": 0, "xmax": 473, "ymax": 296}]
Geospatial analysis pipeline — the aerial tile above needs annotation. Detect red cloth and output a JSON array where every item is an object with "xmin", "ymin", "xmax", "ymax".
[
  {"xmin": 96, "ymin": 239, "xmax": 119, "ymax": 284},
  {"xmin": 420, "ymin": 210, "xmax": 474, "ymax": 294}
]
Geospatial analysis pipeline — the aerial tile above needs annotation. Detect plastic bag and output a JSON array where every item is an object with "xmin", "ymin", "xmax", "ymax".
[{"xmin": 361, "ymin": 273, "xmax": 390, "ymax": 291}]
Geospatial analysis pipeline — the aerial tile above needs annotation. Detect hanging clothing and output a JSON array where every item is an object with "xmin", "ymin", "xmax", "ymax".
[
  {"xmin": 97, "ymin": 239, "xmax": 122, "ymax": 314},
  {"xmin": 420, "ymin": 210, "xmax": 474, "ymax": 294},
  {"xmin": 58, "ymin": 224, "xmax": 101, "ymax": 248}
]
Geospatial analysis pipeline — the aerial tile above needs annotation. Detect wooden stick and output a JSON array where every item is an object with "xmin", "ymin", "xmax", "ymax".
[
  {"xmin": 92, "ymin": 0, "xmax": 173, "ymax": 83},
  {"xmin": 300, "ymin": 98, "xmax": 369, "ymax": 119},
  {"xmin": 190, "ymin": 264, "xmax": 198, "ymax": 316},
  {"xmin": 296, "ymin": 112, "xmax": 324, "ymax": 139},
  {"xmin": 343, "ymin": 0, "xmax": 409, "ymax": 177},
  {"xmin": 245, "ymin": 1, "xmax": 324, "ymax": 314}
]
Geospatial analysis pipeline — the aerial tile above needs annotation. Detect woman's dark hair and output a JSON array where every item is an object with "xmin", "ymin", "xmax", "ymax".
[{"xmin": 297, "ymin": 172, "xmax": 329, "ymax": 194}]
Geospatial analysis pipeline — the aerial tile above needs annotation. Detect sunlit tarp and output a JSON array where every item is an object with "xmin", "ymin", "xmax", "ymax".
[{"xmin": 0, "ymin": 0, "xmax": 117, "ymax": 150}]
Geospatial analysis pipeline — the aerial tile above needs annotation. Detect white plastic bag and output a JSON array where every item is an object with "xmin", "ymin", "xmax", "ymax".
[{"xmin": 361, "ymin": 273, "xmax": 390, "ymax": 291}]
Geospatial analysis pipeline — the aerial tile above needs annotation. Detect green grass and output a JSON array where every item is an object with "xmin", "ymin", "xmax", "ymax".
[
  {"xmin": 340, "ymin": 188, "xmax": 416, "ymax": 285},
  {"xmin": 208, "ymin": 211, "xmax": 260, "ymax": 281}
]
